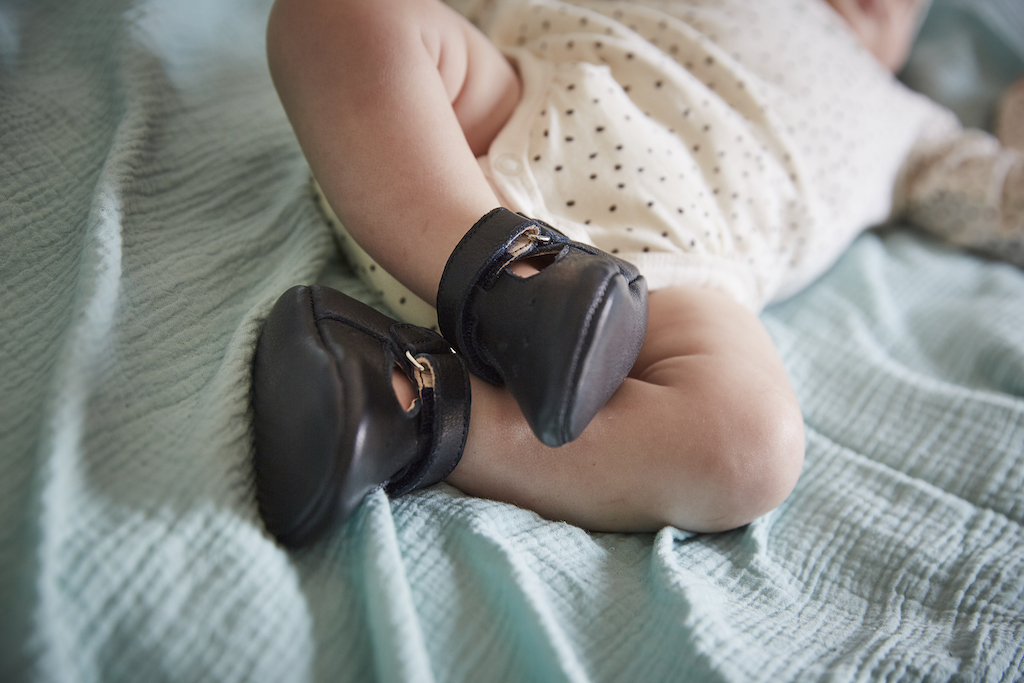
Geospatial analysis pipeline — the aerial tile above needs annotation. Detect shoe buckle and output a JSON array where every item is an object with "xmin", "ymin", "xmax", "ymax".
[
  {"xmin": 405, "ymin": 350, "xmax": 437, "ymax": 393},
  {"xmin": 406, "ymin": 350, "xmax": 425, "ymax": 372},
  {"xmin": 501, "ymin": 226, "xmax": 551, "ymax": 272}
]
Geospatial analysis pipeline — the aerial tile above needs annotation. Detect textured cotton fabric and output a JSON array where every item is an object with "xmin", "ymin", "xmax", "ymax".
[{"xmin": 2, "ymin": 0, "xmax": 1023, "ymax": 682}]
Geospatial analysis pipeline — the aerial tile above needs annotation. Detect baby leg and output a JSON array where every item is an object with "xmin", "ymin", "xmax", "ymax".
[
  {"xmin": 450, "ymin": 286, "xmax": 805, "ymax": 533},
  {"xmin": 267, "ymin": 0, "xmax": 804, "ymax": 531},
  {"xmin": 267, "ymin": 0, "xmax": 519, "ymax": 303},
  {"xmin": 270, "ymin": 0, "xmax": 648, "ymax": 448}
]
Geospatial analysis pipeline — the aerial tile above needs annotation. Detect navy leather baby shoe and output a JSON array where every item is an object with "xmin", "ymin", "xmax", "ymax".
[
  {"xmin": 436, "ymin": 208, "xmax": 647, "ymax": 447},
  {"xmin": 252, "ymin": 285, "xmax": 471, "ymax": 547}
]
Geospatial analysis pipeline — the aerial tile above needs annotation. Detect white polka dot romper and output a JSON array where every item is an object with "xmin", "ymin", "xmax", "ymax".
[{"xmin": 319, "ymin": 0, "xmax": 982, "ymax": 325}]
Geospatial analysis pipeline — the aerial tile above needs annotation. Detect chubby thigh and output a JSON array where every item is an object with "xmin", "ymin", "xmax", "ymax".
[{"xmin": 446, "ymin": 284, "xmax": 806, "ymax": 533}]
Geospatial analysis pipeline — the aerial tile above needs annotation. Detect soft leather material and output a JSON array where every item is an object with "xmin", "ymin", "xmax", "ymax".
[
  {"xmin": 437, "ymin": 208, "xmax": 648, "ymax": 447},
  {"xmin": 252, "ymin": 286, "xmax": 470, "ymax": 547}
]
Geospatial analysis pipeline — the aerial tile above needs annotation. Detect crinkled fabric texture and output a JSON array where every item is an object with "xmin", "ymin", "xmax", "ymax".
[{"xmin": 1, "ymin": 0, "xmax": 1022, "ymax": 682}]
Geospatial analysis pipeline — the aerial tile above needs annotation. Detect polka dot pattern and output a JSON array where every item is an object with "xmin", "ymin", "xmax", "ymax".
[
  {"xmin": 317, "ymin": 0, "xmax": 1022, "ymax": 321},
  {"xmin": 482, "ymin": 0, "xmax": 963, "ymax": 309}
]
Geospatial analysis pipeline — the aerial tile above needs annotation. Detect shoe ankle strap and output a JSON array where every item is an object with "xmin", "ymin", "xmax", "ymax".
[
  {"xmin": 384, "ymin": 326, "xmax": 472, "ymax": 497},
  {"xmin": 436, "ymin": 208, "xmax": 568, "ymax": 384}
]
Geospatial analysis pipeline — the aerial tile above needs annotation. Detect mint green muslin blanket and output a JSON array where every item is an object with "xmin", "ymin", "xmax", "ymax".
[{"xmin": 1, "ymin": 0, "xmax": 1022, "ymax": 681}]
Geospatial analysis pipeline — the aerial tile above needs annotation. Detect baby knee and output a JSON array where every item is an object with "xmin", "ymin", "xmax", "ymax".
[
  {"xmin": 656, "ymin": 380, "xmax": 805, "ymax": 533},
  {"xmin": 740, "ymin": 395, "xmax": 806, "ymax": 516},
  {"xmin": 704, "ymin": 390, "xmax": 806, "ymax": 531}
]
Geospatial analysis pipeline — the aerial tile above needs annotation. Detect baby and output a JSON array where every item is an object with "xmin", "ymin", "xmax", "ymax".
[{"xmin": 251, "ymin": 0, "xmax": 1023, "ymax": 546}]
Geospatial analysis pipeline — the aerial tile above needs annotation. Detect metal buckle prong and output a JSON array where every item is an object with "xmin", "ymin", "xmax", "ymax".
[{"xmin": 406, "ymin": 350, "xmax": 425, "ymax": 372}]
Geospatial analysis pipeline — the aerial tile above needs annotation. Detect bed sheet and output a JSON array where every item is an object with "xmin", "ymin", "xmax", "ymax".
[{"xmin": 1, "ymin": 0, "xmax": 1022, "ymax": 681}]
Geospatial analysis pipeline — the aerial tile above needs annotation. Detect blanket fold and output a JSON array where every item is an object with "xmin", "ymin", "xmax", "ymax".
[{"xmin": 1, "ymin": 0, "xmax": 1022, "ymax": 681}]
